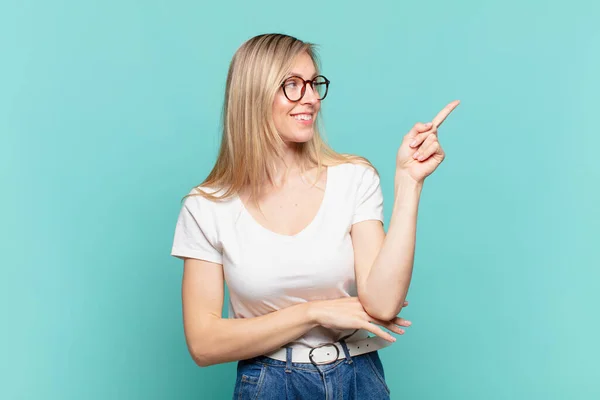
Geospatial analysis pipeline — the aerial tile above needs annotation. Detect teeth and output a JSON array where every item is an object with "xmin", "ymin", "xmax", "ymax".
[{"xmin": 293, "ymin": 114, "xmax": 312, "ymax": 121}]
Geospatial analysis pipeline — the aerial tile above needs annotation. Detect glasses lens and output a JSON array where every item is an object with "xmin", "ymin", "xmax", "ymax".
[
  {"xmin": 283, "ymin": 77, "xmax": 304, "ymax": 101},
  {"xmin": 313, "ymin": 76, "xmax": 328, "ymax": 99}
]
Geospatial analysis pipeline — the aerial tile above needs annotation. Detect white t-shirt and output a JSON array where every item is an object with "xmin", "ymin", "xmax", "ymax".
[{"xmin": 170, "ymin": 162, "xmax": 384, "ymax": 349}]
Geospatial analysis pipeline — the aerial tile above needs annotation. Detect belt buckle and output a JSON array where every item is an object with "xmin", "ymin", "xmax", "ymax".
[{"xmin": 308, "ymin": 343, "xmax": 340, "ymax": 365}]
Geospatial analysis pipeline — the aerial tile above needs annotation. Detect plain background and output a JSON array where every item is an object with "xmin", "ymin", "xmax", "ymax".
[{"xmin": 2, "ymin": 0, "xmax": 599, "ymax": 399}]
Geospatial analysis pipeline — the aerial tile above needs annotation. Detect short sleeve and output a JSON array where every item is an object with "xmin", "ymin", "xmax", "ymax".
[
  {"xmin": 170, "ymin": 194, "xmax": 223, "ymax": 264},
  {"xmin": 352, "ymin": 164, "xmax": 384, "ymax": 225}
]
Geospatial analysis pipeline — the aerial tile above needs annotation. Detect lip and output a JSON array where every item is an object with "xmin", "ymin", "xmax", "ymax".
[
  {"xmin": 289, "ymin": 112, "xmax": 314, "ymax": 116},
  {"xmin": 290, "ymin": 112, "xmax": 314, "ymax": 125}
]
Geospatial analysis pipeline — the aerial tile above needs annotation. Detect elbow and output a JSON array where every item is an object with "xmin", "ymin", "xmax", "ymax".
[
  {"xmin": 190, "ymin": 348, "xmax": 212, "ymax": 367},
  {"xmin": 192, "ymin": 352, "xmax": 214, "ymax": 368},
  {"xmin": 366, "ymin": 305, "xmax": 400, "ymax": 322},
  {"xmin": 188, "ymin": 341, "xmax": 218, "ymax": 367},
  {"xmin": 360, "ymin": 293, "xmax": 403, "ymax": 322}
]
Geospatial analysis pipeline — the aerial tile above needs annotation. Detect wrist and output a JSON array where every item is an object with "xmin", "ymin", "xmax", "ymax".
[
  {"xmin": 394, "ymin": 172, "xmax": 424, "ymax": 193},
  {"xmin": 304, "ymin": 301, "xmax": 321, "ymax": 327}
]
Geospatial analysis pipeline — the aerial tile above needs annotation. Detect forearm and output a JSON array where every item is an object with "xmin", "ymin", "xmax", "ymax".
[
  {"xmin": 362, "ymin": 176, "xmax": 423, "ymax": 321},
  {"xmin": 189, "ymin": 302, "xmax": 318, "ymax": 367}
]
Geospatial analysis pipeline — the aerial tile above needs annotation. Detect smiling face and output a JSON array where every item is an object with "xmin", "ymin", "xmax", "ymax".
[{"xmin": 272, "ymin": 51, "xmax": 321, "ymax": 145}]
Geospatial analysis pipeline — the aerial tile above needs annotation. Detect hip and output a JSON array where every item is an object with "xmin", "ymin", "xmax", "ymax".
[{"xmin": 233, "ymin": 341, "xmax": 391, "ymax": 400}]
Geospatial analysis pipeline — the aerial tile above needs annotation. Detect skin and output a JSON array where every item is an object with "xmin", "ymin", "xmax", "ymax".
[
  {"xmin": 236, "ymin": 52, "xmax": 327, "ymax": 236},
  {"xmin": 351, "ymin": 100, "xmax": 460, "ymax": 323},
  {"xmin": 179, "ymin": 50, "xmax": 460, "ymax": 366},
  {"xmin": 271, "ymin": 51, "xmax": 321, "ymax": 150}
]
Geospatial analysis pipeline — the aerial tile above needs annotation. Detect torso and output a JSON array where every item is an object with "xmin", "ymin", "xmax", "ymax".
[
  {"xmin": 238, "ymin": 166, "xmax": 328, "ymax": 237},
  {"xmin": 176, "ymin": 162, "xmax": 383, "ymax": 349}
]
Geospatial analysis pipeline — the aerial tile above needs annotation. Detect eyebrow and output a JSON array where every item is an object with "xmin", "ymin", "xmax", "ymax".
[{"xmin": 285, "ymin": 72, "xmax": 319, "ymax": 80}]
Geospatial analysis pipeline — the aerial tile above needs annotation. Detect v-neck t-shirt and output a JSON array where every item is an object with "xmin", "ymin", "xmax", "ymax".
[{"xmin": 170, "ymin": 162, "xmax": 384, "ymax": 349}]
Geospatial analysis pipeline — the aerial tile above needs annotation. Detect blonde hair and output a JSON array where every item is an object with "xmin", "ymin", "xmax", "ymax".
[{"xmin": 183, "ymin": 33, "xmax": 374, "ymax": 203}]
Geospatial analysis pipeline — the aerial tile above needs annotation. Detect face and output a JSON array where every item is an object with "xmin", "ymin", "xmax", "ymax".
[{"xmin": 272, "ymin": 51, "xmax": 321, "ymax": 145}]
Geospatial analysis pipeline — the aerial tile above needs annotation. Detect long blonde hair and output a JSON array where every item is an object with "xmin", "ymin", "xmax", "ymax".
[{"xmin": 183, "ymin": 33, "xmax": 374, "ymax": 203}]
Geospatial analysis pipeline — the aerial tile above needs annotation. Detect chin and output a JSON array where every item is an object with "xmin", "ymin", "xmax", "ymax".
[{"xmin": 288, "ymin": 130, "xmax": 314, "ymax": 144}]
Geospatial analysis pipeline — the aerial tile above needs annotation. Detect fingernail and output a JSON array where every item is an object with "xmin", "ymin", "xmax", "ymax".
[
  {"xmin": 425, "ymin": 122, "xmax": 432, "ymax": 128},
  {"xmin": 418, "ymin": 155, "xmax": 425, "ymax": 161},
  {"xmin": 410, "ymin": 140, "xmax": 417, "ymax": 147},
  {"xmin": 413, "ymin": 152, "xmax": 419, "ymax": 159},
  {"xmin": 406, "ymin": 321, "xmax": 412, "ymax": 326}
]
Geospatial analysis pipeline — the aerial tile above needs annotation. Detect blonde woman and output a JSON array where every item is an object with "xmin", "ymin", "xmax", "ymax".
[{"xmin": 171, "ymin": 33, "xmax": 459, "ymax": 399}]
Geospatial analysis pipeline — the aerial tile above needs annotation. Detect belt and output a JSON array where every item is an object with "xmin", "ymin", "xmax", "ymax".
[{"xmin": 263, "ymin": 336, "xmax": 393, "ymax": 364}]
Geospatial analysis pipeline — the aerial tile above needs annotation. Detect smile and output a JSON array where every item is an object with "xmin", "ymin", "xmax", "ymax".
[{"xmin": 291, "ymin": 114, "xmax": 313, "ymax": 121}]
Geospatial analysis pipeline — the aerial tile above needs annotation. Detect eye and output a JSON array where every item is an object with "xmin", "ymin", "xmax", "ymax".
[{"xmin": 284, "ymin": 77, "xmax": 304, "ymax": 88}]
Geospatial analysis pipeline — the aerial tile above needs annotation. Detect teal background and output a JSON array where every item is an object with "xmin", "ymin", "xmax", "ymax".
[{"xmin": 2, "ymin": 0, "xmax": 599, "ymax": 399}]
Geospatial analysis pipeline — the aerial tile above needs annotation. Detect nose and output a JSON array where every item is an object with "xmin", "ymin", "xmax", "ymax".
[{"xmin": 301, "ymin": 83, "xmax": 319, "ymax": 105}]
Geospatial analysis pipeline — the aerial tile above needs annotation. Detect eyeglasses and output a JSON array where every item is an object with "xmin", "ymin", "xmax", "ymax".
[{"xmin": 280, "ymin": 75, "xmax": 330, "ymax": 102}]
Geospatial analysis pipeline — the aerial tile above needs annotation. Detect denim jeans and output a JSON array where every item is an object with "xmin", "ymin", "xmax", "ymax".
[{"xmin": 232, "ymin": 340, "xmax": 391, "ymax": 399}]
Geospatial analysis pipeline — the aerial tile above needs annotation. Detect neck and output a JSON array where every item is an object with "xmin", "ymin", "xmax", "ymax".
[{"xmin": 270, "ymin": 141, "xmax": 305, "ymax": 186}]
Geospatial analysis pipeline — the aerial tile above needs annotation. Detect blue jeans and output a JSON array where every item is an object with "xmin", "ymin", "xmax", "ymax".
[{"xmin": 233, "ymin": 340, "xmax": 391, "ymax": 399}]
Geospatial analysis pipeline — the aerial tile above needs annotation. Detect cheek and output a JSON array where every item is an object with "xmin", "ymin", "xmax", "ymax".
[
  {"xmin": 273, "ymin": 97, "xmax": 291, "ymax": 115},
  {"xmin": 273, "ymin": 98, "xmax": 292, "ymax": 126}
]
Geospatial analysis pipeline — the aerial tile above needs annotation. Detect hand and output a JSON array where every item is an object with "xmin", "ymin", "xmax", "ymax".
[
  {"xmin": 396, "ymin": 100, "xmax": 460, "ymax": 183},
  {"xmin": 307, "ymin": 297, "xmax": 412, "ymax": 342}
]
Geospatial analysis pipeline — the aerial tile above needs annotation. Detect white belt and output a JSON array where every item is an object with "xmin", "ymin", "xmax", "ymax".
[{"xmin": 263, "ymin": 336, "xmax": 392, "ymax": 364}]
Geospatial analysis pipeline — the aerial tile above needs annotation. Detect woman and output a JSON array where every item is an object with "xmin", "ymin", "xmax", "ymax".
[{"xmin": 171, "ymin": 33, "xmax": 459, "ymax": 399}]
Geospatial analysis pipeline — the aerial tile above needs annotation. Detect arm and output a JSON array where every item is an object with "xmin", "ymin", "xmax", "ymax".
[
  {"xmin": 182, "ymin": 257, "xmax": 319, "ymax": 367},
  {"xmin": 352, "ymin": 176, "xmax": 422, "ymax": 322},
  {"xmin": 181, "ymin": 257, "xmax": 401, "ymax": 367},
  {"xmin": 352, "ymin": 101, "xmax": 459, "ymax": 321}
]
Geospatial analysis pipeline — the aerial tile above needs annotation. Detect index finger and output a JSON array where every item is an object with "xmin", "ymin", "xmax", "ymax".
[
  {"xmin": 431, "ymin": 100, "xmax": 460, "ymax": 129},
  {"xmin": 362, "ymin": 321, "xmax": 396, "ymax": 342}
]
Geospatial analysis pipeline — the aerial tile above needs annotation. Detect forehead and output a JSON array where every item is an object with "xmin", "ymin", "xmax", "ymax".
[{"xmin": 286, "ymin": 52, "xmax": 317, "ymax": 78}]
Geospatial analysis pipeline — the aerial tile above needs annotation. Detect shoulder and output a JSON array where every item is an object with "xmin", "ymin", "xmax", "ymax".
[
  {"xmin": 181, "ymin": 186, "xmax": 238, "ymax": 217},
  {"xmin": 332, "ymin": 161, "xmax": 380, "ymax": 185}
]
